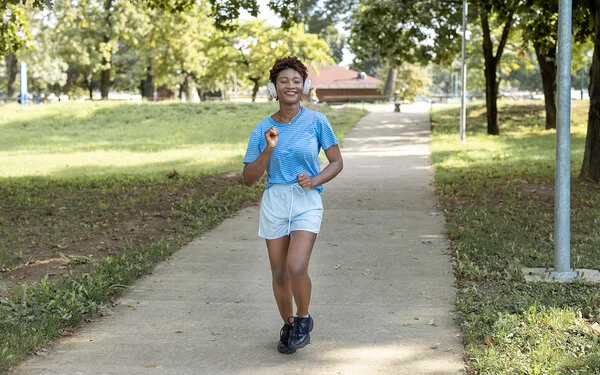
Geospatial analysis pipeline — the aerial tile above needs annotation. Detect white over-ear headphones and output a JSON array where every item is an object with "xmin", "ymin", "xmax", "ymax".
[{"xmin": 268, "ymin": 79, "xmax": 312, "ymax": 99}]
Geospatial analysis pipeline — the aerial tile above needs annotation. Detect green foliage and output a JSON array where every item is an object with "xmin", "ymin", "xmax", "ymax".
[
  {"xmin": 46, "ymin": 0, "xmax": 143, "ymax": 98},
  {"xmin": 13, "ymin": 0, "xmax": 336, "ymax": 99},
  {"xmin": 0, "ymin": 5, "xmax": 31, "ymax": 56},
  {"xmin": 141, "ymin": 0, "xmax": 300, "ymax": 31},
  {"xmin": 300, "ymin": 0, "xmax": 356, "ymax": 63},
  {"xmin": 349, "ymin": 0, "xmax": 463, "ymax": 67},
  {"xmin": 432, "ymin": 101, "xmax": 600, "ymax": 373},
  {"xmin": 394, "ymin": 63, "xmax": 433, "ymax": 99},
  {"xmin": 221, "ymin": 20, "xmax": 334, "ymax": 100}
]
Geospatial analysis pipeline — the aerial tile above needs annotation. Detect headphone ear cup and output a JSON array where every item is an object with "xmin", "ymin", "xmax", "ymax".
[
  {"xmin": 267, "ymin": 82, "xmax": 277, "ymax": 99},
  {"xmin": 303, "ymin": 79, "xmax": 311, "ymax": 95}
]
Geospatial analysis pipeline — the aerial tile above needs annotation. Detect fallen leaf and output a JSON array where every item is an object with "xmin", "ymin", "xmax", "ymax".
[
  {"xmin": 60, "ymin": 328, "xmax": 76, "ymax": 336},
  {"xmin": 484, "ymin": 335, "xmax": 496, "ymax": 346},
  {"xmin": 585, "ymin": 322, "xmax": 600, "ymax": 337},
  {"xmin": 127, "ymin": 304, "xmax": 136, "ymax": 309},
  {"xmin": 146, "ymin": 362, "xmax": 159, "ymax": 368}
]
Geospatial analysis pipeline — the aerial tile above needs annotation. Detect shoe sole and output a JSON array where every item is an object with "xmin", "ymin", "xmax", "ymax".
[{"xmin": 278, "ymin": 341, "xmax": 296, "ymax": 354}]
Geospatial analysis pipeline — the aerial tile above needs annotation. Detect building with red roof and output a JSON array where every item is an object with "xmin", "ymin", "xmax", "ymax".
[{"xmin": 307, "ymin": 65, "xmax": 387, "ymax": 103}]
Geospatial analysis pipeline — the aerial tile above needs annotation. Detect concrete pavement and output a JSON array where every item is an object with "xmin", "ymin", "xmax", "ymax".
[{"xmin": 12, "ymin": 103, "xmax": 465, "ymax": 375}]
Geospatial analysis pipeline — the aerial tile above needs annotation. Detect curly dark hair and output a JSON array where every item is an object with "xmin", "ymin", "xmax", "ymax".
[{"xmin": 269, "ymin": 56, "xmax": 309, "ymax": 84}]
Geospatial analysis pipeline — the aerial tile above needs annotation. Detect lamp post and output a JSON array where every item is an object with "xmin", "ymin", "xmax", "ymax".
[
  {"xmin": 19, "ymin": 62, "xmax": 28, "ymax": 105},
  {"xmin": 552, "ymin": 0, "xmax": 576, "ymax": 279},
  {"xmin": 580, "ymin": 66, "xmax": 585, "ymax": 100},
  {"xmin": 460, "ymin": 0, "xmax": 468, "ymax": 143}
]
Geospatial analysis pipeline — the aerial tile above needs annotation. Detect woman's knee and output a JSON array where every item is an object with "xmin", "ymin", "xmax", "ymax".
[
  {"xmin": 286, "ymin": 261, "xmax": 308, "ymax": 280},
  {"xmin": 271, "ymin": 265, "xmax": 288, "ymax": 285}
]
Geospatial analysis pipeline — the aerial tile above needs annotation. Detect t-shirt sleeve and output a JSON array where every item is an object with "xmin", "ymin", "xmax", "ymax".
[
  {"xmin": 243, "ymin": 125, "xmax": 263, "ymax": 164},
  {"xmin": 317, "ymin": 114, "xmax": 339, "ymax": 151}
]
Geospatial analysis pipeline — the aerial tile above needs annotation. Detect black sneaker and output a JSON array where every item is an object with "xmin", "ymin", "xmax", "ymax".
[
  {"xmin": 288, "ymin": 315, "xmax": 314, "ymax": 349},
  {"xmin": 277, "ymin": 323, "xmax": 296, "ymax": 354}
]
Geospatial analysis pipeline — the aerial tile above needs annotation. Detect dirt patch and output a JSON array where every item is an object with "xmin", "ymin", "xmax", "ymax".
[
  {"xmin": 518, "ymin": 180, "xmax": 555, "ymax": 206},
  {"xmin": 0, "ymin": 172, "xmax": 255, "ymax": 297}
]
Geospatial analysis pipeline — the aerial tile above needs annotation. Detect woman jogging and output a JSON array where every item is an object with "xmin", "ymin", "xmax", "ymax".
[{"xmin": 242, "ymin": 56, "xmax": 343, "ymax": 354}]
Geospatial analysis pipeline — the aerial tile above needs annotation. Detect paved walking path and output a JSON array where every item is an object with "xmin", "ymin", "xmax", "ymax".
[{"xmin": 13, "ymin": 104, "xmax": 465, "ymax": 375}]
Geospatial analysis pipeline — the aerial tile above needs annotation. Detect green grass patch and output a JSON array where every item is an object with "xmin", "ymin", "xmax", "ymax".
[
  {"xmin": 431, "ymin": 100, "xmax": 600, "ymax": 374},
  {"xmin": 0, "ymin": 101, "xmax": 362, "ymax": 178},
  {"xmin": 0, "ymin": 101, "xmax": 366, "ymax": 372}
]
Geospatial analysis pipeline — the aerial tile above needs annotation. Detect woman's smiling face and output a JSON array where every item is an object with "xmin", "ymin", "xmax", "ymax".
[{"xmin": 276, "ymin": 68, "xmax": 304, "ymax": 103}]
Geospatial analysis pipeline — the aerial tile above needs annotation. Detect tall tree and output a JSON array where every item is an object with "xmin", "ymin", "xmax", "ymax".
[
  {"xmin": 521, "ymin": 0, "xmax": 558, "ymax": 130},
  {"xmin": 299, "ymin": 0, "xmax": 357, "ymax": 63},
  {"xmin": 394, "ymin": 62, "xmax": 433, "ymax": 100},
  {"xmin": 223, "ymin": 20, "xmax": 333, "ymax": 101},
  {"xmin": 521, "ymin": 0, "xmax": 591, "ymax": 130},
  {"xmin": 16, "ymin": 9, "xmax": 68, "ymax": 94},
  {"xmin": 349, "ymin": 0, "xmax": 463, "ymax": 100},
  {"xmin": 472, "ymin": 0, "xmax": 522, "ymax": 135},
  {"xmin": 581, "ymin": 0, "xmax": 600, "ymax": 180},
  {"xmin": 151, "ymin": 4, "xmax": 216, "ymax": 102},
  {"xmin": 51, "ymin": 0, "xmax": 140, "ymax": 99}
]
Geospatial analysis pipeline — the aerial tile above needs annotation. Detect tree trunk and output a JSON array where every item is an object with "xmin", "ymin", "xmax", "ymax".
[
  {"xmin": 100, "ymin": 67, "xmax": 110, "ymax": 100},
  {"xmin": 534, "ymin": 44, "xmax": 557, "ymax": 130},
  {"xmin": 482, "ymin": 13, "xmax": 499, "ymax": 135},
  {"xmin": 250, "ymin": 77, "xmax": 260, "ymax": 103},
  {"xmin": 100, "ymin": 0, "xmax": 113, "ymax": 100},
  {"xmin": 483, "ymin": 57, "xmax": 499, "ymax": 135},
  {"xmin": 5, "ymin": 54, "xmax": 18, "ymax": 97},
  {"xmin": 140, "ymin": 65, "xmax": 154, "ymax": 100},
  {"xmin": 84, "ymin": 74, "xmax": 94, "ymax": 100},
  {"xmin": 383, "ymin": 68, "xmax": 397, "ymax": 98},
  {"xmin": 580, "ymin": 2, "xmax": 600, "ymax": 180},
  {"xmin": 480, "ymin": 6, "xmax": 515, "ymax": 136},
  {"xmin": 183, "ymin": 74, "xmax": 200, "ymax": 103}
]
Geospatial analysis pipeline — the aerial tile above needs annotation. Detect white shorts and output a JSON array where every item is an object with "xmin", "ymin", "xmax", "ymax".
[{"xmin": 259, "ymin": 183, "xmax": 323, "ymax": 240}]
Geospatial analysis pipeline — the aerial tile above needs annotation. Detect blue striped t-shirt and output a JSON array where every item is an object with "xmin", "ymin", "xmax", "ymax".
[{"xmin": 243, "ymin": 107, "xmax": 339, "ymax": 194}]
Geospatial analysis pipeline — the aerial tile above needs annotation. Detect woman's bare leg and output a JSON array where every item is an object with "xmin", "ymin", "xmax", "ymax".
[
  {"xmin": 266, "ymin": 236, "xmax": 293, "ymax": 322},
  {"xmin": 287, "ymin": 231, "xmax": 318, "ymax": 316}
]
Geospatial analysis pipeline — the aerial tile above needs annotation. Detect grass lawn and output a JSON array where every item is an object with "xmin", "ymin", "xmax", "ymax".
[
  {"xmin": 431, "ymin": 100, "xmax": 600, "ymax": 374},
  {"xmin": 0, "ymin": 100, "xmax": 366, "ymax": 372}
]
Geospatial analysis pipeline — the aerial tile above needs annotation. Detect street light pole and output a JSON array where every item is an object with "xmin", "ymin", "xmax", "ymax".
[
  {"xmin": 459, "ymin": 0, "xmax": 468, "ymax": 143},
  {"xmin": 552, "ymin": 0, "xmax": 576, "ymax": 279},
  {"xmin": 19, "ymin": 62, "xmax": 28, "ymax": 105},
  {"xmin": 580, "ymin": 67, "xmax": 584, "ymax": 100}
]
